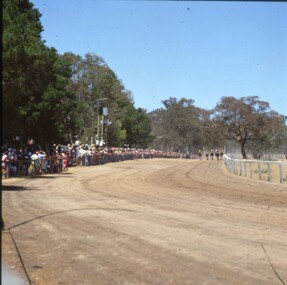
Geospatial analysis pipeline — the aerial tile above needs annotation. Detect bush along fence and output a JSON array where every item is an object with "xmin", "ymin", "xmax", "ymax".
[{"xmin": 223, "ymin": 154, "xmax": 287, "ymax": 184}]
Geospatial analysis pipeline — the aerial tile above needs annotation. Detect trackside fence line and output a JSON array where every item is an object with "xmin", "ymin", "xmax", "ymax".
[
  {"xmin": 2, "ymin": 151, "xmax": 183, "ymax": 179},
  {"xmin": 223, "ymin": 154, "xmax": 287, "ymax": 184}
]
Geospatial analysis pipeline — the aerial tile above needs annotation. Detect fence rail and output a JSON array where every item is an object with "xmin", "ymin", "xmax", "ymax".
[{"xmin": 223, "ymin": 154, "xmax": 287, "ymax": 184}]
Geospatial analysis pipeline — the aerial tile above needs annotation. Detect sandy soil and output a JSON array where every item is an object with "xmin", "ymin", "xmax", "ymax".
[{"xmin": 2, "ymin": 159, "xmax": 287, "ymax": 285}]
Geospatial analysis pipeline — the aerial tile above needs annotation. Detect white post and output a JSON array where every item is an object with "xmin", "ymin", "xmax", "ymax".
[
  {"xmin": 268, "ymin": 163, "xmax": 271, "ymax": 182},
  {"xmin": 258, "ymin": 162, "xmax": 262, "ymax": 180},
  {"xmin": 279, "ymin": 164, "xmax": 283, "ymax": 184}
]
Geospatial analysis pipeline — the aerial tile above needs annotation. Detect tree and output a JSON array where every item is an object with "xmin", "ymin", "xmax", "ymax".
[
  {"xmin": 107, "ymin": 120, "xmax": 127, "ymax": 147},
  {"xmin": 213, "ymin": 96, "xmax": 286, "ymax": 159},
  {"xmin": 3, "ymin": 0, "xmax": 77, "ymax": 145},
  {"xmin": 149, "ymin": 108, "xmax": 172, "ymax": 151},
  {"xmin": 123, "ymin": 106, "xmax": 154, "ymax": 148},
  {"xmin": 61, "ymin": 52, "xmax": 153, "ymax": 148},
  {"xmin": 150, "ymin": 97, "xmax": 212, "ymax": 154}
]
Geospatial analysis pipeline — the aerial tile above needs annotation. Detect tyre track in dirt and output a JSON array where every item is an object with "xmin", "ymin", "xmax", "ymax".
[{"xmin": 2, "ymin": 159, "xmax": 287, "ymax": 285}]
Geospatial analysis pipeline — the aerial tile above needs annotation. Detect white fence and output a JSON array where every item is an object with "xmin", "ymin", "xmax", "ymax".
[{"xmin": 223, "ymin": 155, "xmax": 287, "ymax": 184}]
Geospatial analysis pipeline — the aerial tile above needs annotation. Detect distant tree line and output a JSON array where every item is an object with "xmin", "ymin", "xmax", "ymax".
[
  {"xmin": 150, "ymin": 96, "xmax": 286, "ymax": 159},
  {"xmin": 3, "ymin": 0, "xmax": 287, "ymax": 158}
]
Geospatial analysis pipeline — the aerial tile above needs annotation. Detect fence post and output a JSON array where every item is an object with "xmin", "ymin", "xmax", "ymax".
[
  {"xmin": 224, "ymin": 154, "xmax": 286, "ymax": 184},
  {"xmin": 244, "ymin": 161, "xmax": 247, "ymax": 177},
  {"xmin": 279, "ymin": 164, "xmax": 283, "ymax": 184},
  {"xmin": 268, "ymin": 163, "xmax": 272, "ymax": 182},
  {"xmin": 258, "ymin": 162, "xmax": 262, "ymax": 180}
]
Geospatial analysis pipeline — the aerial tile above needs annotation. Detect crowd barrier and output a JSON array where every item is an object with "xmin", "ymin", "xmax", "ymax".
[
  {"xmin": 223, "ymin": 154, "xmax": 287, "ymax": 184},
  {"xmin": 2, "ymin": 158, "xmax": 68, "ymax": 179},
  {"xmin": 2, "ymin": 151, "xmax": 182, "ymax": 179}
]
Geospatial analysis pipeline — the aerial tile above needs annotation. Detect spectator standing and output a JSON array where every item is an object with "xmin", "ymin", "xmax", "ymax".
[
  {"xmin": 37, "ymin": 150, "xmax": 46, "ymax": 174},
  {"xmin": 198, "ymin": 149, "xmax": 202, "ymax": 160},
  {"xmin": 2, "ymin": 152, "xmax": 8, "ymax": 178},
  {"xmin": 220, "ymin": 149, "xmax": 224, "ymax": 160},
  {"xmin": 61, "ymin": 152, "xmax": 68, "ymax": 171},
  {"xmin": 215, "ymin": 149, "xmax": 220, "ymax": 161},
  {"xmin": 210, "ymin": 150, "xmax": 214, "ymax": 160}
]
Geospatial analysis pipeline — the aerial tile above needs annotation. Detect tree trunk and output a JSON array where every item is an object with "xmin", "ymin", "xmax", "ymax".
[
  {"xmin": 240, "ymin": 141, "xmax": 247, "ymax": 159},
  {"xmin": 68, "ymin": 130, "xmax": 73, "ymax": 144}
]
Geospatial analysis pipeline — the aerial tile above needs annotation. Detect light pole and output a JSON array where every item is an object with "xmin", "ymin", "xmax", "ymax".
[
  {"xmin": 95, "ymin": 98, "xmax": 109, "ymax": 147},
  {"xmin": 104, "ymin": 116, "xmax": 111, "ymax": 147}
]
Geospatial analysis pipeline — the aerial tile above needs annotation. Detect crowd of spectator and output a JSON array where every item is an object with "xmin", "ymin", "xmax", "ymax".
[{"xmin": 2, "ymin": 139, "xmax": 184, "ymax": 179}]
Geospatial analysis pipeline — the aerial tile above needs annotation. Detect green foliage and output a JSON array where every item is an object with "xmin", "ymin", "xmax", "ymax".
[
  {"xmin": 122, "ymin": 106, "xmax": 154, "ymax": 148},
  {"xmin": 3, "ymin": 0, "xmax": 44, "ymax": 141},
  {"xmin": 108, "ymin": 120, "xmax": 127, "ymax": 147},
  {"xmin": 213, "ymin": 96, "xmax": 286, "ymax": 158},
  {"xmin": 150, "ymin": 97, "xmax": 217, "ymax": 154},
  {"xmin": 3, "ymin": 1, "xmax": 153, "ymax": 147},
  {"xmin": 3, "ymin": 0, "xmax": 79, "ymax": 144},
  {"xmin": 61, "ymin": 52, "xmax": 153, "ymax": 148}
]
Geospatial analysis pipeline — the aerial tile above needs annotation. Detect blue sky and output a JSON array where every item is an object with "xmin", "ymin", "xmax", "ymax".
[{"xmin": 30, "ymin": 1, "xmax": 287, "ymax": 115}]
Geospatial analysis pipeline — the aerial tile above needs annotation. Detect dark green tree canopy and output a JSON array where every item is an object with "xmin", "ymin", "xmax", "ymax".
[
  {"xmin": 3, "ymin": 0, "xmax": 76, "ymax": 144},
  {"xmin": 123, "ymin": 106, "xmax": 154, "ymax": 148}
]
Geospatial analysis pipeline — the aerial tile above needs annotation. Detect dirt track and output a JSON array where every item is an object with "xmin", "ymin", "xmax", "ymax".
[{"xmin": 2, "ymin": 159, "xmax": 287, "ymax": 285}]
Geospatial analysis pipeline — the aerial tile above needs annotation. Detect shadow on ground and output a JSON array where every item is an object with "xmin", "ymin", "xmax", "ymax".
[{"xmin": 2, "ymin": 185, "xmax": 39, "ymax": 191}]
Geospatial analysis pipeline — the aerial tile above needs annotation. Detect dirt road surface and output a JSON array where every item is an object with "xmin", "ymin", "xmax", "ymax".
[{"xmin": 2, "ymin": 159, "xmax": 287, "ymax": 285}]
